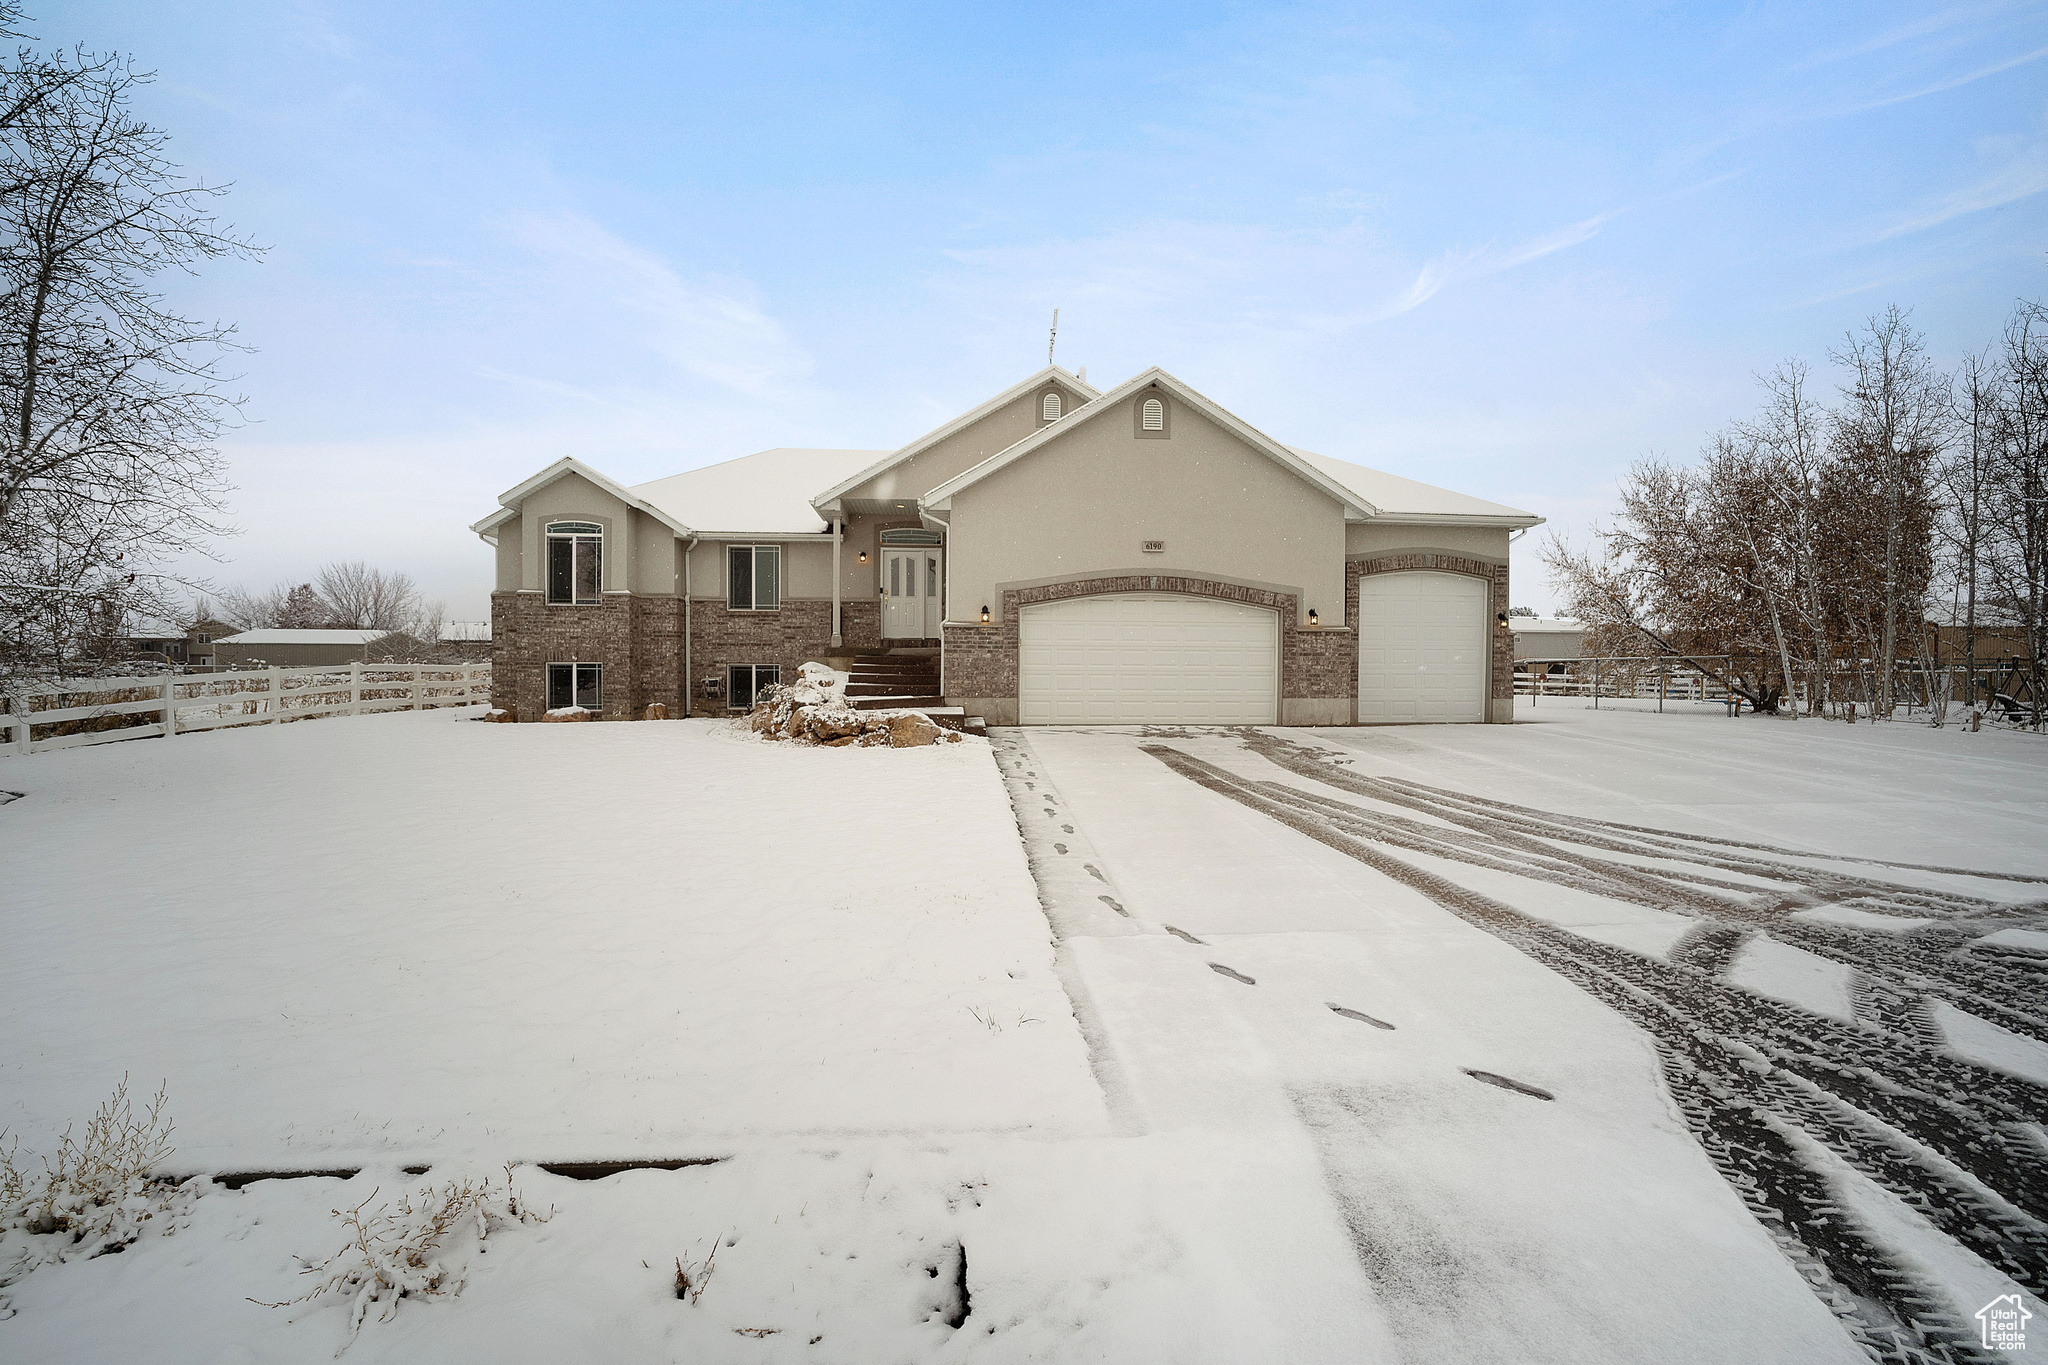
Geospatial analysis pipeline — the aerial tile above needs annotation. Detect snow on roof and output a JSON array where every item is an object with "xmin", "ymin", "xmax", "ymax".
[
  {"xmin": 1509, "ymin": 617, "xmax": 1583, "ymax": 633},
  {"xmin": 216, "ymin": 629, "xmax": 390, "ymax": 646},
  {"xmin": 1289, "ymin": 449, "xmax": 1542, "ymax": 525},
  {"xmin": 439, "ymin": 621, "xmax": 491, "ymax": 642},
  {"xmin": 123, "ymin": 618, "xmax": 186, "ymax": 639},
  {"xmin": 632, "ymin": 448, "xmax": 888, "ymax": 535}
]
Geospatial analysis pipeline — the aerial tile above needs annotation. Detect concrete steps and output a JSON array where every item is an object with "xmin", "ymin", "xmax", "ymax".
[{"xmin": 841, "ymin": 652, "xmax": 983, "ymax": 736}]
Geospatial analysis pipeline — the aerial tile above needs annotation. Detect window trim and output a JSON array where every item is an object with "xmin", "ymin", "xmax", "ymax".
[
  {"xmin": 545, "ymin": 520, "xmax": 605, "ymax": 605},
  {"xmin": 726, "ymin": 663, "xmax": 781, "ymax": 710},
  {"xmin": 726, "ymin": 543, "xmax": 782, "ymax": 612},
  {"xmin": 546, "ymin": 660, "xmax": 603, "ymax": 713}
]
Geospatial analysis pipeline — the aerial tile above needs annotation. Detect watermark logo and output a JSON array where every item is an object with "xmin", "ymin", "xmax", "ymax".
[{"xmin": 1978, "ymin": 1294, "xmax": 2033, "ymax": 1352}]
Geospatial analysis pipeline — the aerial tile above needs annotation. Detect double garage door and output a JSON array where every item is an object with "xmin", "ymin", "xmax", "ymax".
[
  {"xmin": 1014, "ymin": 574, "xmax": 1488, "ymax": 725},
  {"xmin": 1019, "ymin": 594, "xmax": 1278, "ymax": 725}
]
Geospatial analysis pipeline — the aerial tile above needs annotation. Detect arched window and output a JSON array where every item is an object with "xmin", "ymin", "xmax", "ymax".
[
  {"xmin": 545, "ymin": 521, "xmax": 602, "ymax": 604},
  {"xmin": 1141, "ymin": 397, "xmax": 1165, "ymax": 431},
  {"xmin": 1042, "ymin": 392, "xmax": 1062, "ymax": 421}
]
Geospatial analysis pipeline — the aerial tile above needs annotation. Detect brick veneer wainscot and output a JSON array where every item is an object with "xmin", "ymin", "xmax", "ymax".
[
  {"xmin": 1345, "ymin": 554, "xmax": 1513, "ymax": 704},
  {"xmin": 942, "ymin": 574, "xmax": 1352, "ymax": 704}
]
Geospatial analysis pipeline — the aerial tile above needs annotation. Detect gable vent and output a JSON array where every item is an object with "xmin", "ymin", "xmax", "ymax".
[
  {"xmin": 1042, "ymin": 393, "xmax": 1061, "ymax": 421},
  {"xmin": 1141, "ymin": 397, "xmax": 1165, "ymax": 431}
]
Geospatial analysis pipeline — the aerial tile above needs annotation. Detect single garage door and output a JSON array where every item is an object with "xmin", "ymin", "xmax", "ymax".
[
  {"xmin": 1018, "ymin": 594, "xmax": 1279, "ymax": 725},
  {"xmin": 1356, "ymin": 571, "xmax": 1489, "ymax": 723}
]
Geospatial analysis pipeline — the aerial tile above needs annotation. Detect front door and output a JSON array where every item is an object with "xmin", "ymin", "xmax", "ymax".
[{"xmin": 880, "ymin": 548, "xmax": 942, "ymax": 638}]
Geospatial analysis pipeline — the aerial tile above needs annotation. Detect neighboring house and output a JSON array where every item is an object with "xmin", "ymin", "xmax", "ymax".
[
  {"xmin": 438, "ymin": 621, "xmax": 492, "ymax": 660},
  {"xmin": 184, "ymin": 617, "xmax": 236, "ymax": 668},
  {"xmin": 471, "ymin": 366, "xmax": 1543, "ymax": 725},
  {"xmin": 1510, "ymin": 617, "xmax": 1587, "ymax": 663},
  {"xmin": 122, "ymin": 616, "xmax": 237, "ymax": 667},
  {"xmin": 123, "ymin": 620, "xmax": 190, "ymax": 665},
  {"xmin": 213, "ymin": 629, "xmax": 392, "ymax": 668}
]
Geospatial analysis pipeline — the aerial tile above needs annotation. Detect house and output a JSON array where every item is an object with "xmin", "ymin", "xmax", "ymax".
[
  {"xmin": 1510, "ymin": 616, "xmax": 1587, "ymax": 663},
  {"xmin": 122, "ymin": 616, "xmax": 237, "ymax": 667},
  {"xmin": 471, "ymin": 367, "xmax": 1542, "ymax": 726},
  {"xmin": 213, "ymin": 628, "xmax": 393, "ymax": 668}
]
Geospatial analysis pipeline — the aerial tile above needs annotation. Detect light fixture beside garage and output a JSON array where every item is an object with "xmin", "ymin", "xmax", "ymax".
[
  {"xmin": 1308, "ymin": 608, "xmax": 1319, "ymax": 628},
  {"xmin": 858, "ymin": 549, "xmax": 867, "ymax": 563},
  {"xmin": 1496, "ymin": 611, "xmax": 1509, "ymax": 630},
  {"xmin": 980, "ymin": 605, "xmax": 990, "ymax": 625}
]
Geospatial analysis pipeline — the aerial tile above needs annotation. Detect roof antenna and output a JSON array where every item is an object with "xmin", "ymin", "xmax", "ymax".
[{"xmin": 1048, "ymin": 307, "xmax": 1058, "ymax": 366}]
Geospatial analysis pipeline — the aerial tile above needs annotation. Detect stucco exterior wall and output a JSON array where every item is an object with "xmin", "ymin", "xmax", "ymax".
[
  {"xmin": 945, "ymin": 392, "xmax": 1348, "ymax": 627},
  {"xmin": 1345, "ymin": 522, "xmax": 1510, "ymax": 563},
  {"xmin": 839, "ymin": 376, "xmax": 1093, "ymax": 506}
]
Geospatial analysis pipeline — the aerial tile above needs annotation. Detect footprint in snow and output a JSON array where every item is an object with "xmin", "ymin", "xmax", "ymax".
[
  {"xmin": 1164, "ymin": 925, "xmax": 1205, "ymax": 945},
  {"xmin": 1464, "ymin": 1069, "xmax": 1553, "ymax": 1101},
  {"xmin": 1054, "ymin": 843, "xmax": 1068, "ymax": 854},
  {"xmin": 1327, "ymin": 1003, "xmax": 1395, "ymax": 1030},
  {"xmin": 1209, "ymin": 963, "xmax": 1256, "ymax": 985}
]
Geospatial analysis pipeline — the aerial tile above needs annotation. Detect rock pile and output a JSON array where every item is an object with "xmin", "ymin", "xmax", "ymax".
[{"xmin": 749, "ymin": 661, "xmax": 962, "ymax": 748}]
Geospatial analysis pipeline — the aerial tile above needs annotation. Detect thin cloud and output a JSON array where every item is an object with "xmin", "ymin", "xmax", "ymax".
[
  {"xmin": 1361, "ymin": 212, "xmax": 1616, "ymax": 324},
  {"xmin": 1793, "ymin": 1, "xmax": 2011, "ymax": 70},
  {"xmin": 1837, "ymin": 43, "xmax": 2048, "ymax": 114},
  {"xmin": 1875, "ymin": 141, "xmax": 2048, "ymax": 238},
  {"xmin": 506, "ymin": 211, "xmax": 814, "ymax": 398}
]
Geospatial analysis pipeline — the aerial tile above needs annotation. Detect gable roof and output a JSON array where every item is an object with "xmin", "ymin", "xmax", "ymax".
[
  {"xmin": 919, "ymin": 368, "xmax": 1380, "ymax": 519},
  {"xmin": 811, "ymin": 365, "xmax": 1100, "ymax": 514},
  {"xmin": 634, "ymin": 448, "xmax": 884, "ymax": 537},
  {"xmin": 1291, "ymin": 449, "xmax": 1541, "ymax": 527},
  {"xmin": 470, "ymin": 456, "xmax": 699, "ymax": 544}
]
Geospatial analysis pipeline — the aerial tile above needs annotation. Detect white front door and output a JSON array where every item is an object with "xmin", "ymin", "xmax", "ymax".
[
  {"xmin": 1356, "ymin": 570, "xmax": 1489, "ymax": 723},
  {"xmin": 881, "ymin": 548, "xmax": 941, "ymax": 638}
]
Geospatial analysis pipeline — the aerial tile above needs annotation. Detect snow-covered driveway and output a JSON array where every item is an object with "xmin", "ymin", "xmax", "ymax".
[{"xmin": 1006, "ymin": 707, "xmax": 2048, "ymax": 1365}]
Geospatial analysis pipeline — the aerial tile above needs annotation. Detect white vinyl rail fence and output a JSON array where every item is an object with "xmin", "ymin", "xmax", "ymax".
[{"xmin": 3, "ymin": 663, "xmax": 491, "ymax": 757}]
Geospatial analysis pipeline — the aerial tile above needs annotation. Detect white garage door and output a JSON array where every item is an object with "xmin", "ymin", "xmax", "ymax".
[
  {"xmin": 1356, "ymin": 571, "xmax": 1489, "ymax": 723},
  {"xmin": 1019, "ymin": 594, "xmax": 1279, "ymax": 725}
]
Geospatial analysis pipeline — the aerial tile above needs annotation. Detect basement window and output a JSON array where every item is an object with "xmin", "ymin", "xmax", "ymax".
[
  {"xmin": 727, "ymin": 544, "xmax": 781, "ymax": 611},
  {"xmin": 727, "ymin": 664, "xmax": 780, "ymax": 709},
  {"xmin": 546, "ymin": 662, "xmax": 602, "ymax": 712},
  {"xmin": 545, "ymin": 521, "xmax": 603, "ymax": 604}
]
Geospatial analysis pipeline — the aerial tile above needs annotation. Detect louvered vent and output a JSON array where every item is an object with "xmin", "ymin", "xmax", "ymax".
[
  {"xmin": 1043, "ymin": 393, "xmax": 1061, "ymax": 420},
  {"xmin": 1141, "ymin": 397, "xmax": 1165, "ymax": 431}
]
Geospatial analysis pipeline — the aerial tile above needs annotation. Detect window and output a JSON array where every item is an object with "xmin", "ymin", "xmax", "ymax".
[
  {"xmin": 1141, "ymin": 397, "xmax": 1165, "ymax": 431},
  {"xmin": 1042, "ymin": 392, "xmax": 1061, "ymax": 421},
  {"xmin": 927, "ymin": 555, "xmax": 938, "ymax": 598},
  {"xmin": 727, "ymin": 664, "xmax": 780, "ymax": 709},
  {"xmin": 728, "ymin": 544, "xmax": 781, "ymax": 610},
  {"xmin": 546, "ymin": 662, "xmax": 602, "ymax": 712},
  {"xmin": 194, "ymin": 633, "xmax": 211, "ymax": 644},
  {"xmin": 878, "ymin": 528, "xmax": 941, "ymax": 546},
  {"xmin": 546, "ymin": 521, "xmax": 603, "ymax": 604}
]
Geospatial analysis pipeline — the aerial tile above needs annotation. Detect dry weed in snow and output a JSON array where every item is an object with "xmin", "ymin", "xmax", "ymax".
[
  {"xmin": 0, "ymin": 1076, "xmax": 194, "ymax": 1315},
  {"xmin": 261, "ymin": 1166, "xmax": 550, "ymax": 1348}
]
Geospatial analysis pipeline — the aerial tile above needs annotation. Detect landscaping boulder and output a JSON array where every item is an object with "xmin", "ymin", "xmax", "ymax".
[
  {"xmin": 745, "ymin": 661, "xmax": 964, "ymax": 748},
  {"xmin": 542, "ymin": 706, "xmax": 593, "ymax": 723},
  {"xmin": 482, "ymin": 707, "xmax": 518, "ymax": 723},
  {"xmin": 887, "ymin": 713, "xmax": 943, "ymax": 748},
  {"xmin": 644, "ymin": 702, "xmax": 669, "ymax": 721}
]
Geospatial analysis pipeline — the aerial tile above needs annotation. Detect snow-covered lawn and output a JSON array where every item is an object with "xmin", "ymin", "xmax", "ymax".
[{"xmin": 3, "ymin": 702, "xmax": 2044, "ymax": 1362}]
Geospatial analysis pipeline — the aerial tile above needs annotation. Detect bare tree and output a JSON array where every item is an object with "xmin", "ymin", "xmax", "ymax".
[
  {"xmin": 0, "ymin": 6, "xmax": 259, "ymax": 672},
  {"xmin": 1940, "ymin": 350, "xmax": 2002, "ymax": 714},
  {"xmin": 315, "ymin": 561, "xmax": 418, "ymax": 630},
  {"xmin": 1828, "ymin": 307, "xmax": 1947, "ymax": 718},
  {"xmin": 1735, "ymin": 360, "xmax": 1834, "ymax": 714},
  {"xmin": 1981, "ymin": 300, "xmax": 2048, "ymax": 726}
]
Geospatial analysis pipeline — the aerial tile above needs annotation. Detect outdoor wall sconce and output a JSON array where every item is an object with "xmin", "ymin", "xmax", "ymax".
[
  {"xmin": 1308, "ymin": 608, "xmax": 1319, "ymax": 627},
  {"xmin": 1496, "ymin": 611, "xmax": 1510, "ymax": 630},
  {"xmin": 980, "ymin": 605, "xmax": 991, "ymax": 625},
  {"xmin": 857, "ymin": 550, "xmax": 867, "ymax": 563}
]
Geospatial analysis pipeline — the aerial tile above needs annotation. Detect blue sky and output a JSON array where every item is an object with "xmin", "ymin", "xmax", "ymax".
[{"xmin": 45, "ymin": 0, "xmax": 2048, "ymax": 616}]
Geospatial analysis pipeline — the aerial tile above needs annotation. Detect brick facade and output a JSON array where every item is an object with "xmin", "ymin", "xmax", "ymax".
[
  {"xmin": 1346, "ymin": 554, "xmax": 1513, "ymax": 707},
  {"xmin": 942, "ymin": 574, "xmax": 1351, "ymax": 711}
]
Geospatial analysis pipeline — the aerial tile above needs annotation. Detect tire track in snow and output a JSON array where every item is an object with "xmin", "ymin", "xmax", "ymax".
[{"xmin": 1140, "ymin": 737, "xmax": 2048, "ymax": 1365}]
